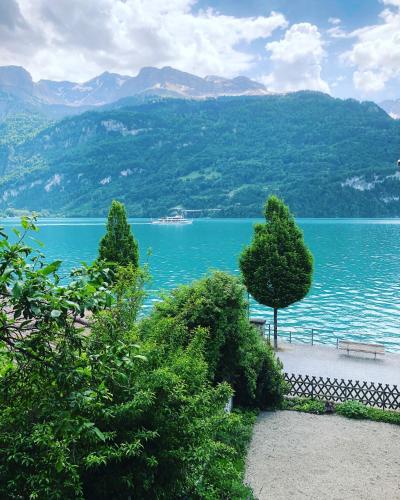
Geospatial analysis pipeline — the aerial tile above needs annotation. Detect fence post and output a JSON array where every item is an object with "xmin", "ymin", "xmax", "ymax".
[
  {"xmin": 336, "ymin": 337, "xmax": 339, "ymax": 349},
  {"xmin": 311, "ymin": 377, "xmax": 314, "ymax": 399},
  {"xmin": 289, "ymin": 330, "xmax": 292, "ymax": 343},
  {"xmin": 311, "ymin": 329, "xmax": 314, "ymax": 346}
]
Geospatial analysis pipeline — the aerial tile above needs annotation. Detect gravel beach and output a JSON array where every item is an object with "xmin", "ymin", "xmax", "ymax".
[{"xmin": 245, "ymin": 411, "xmax": 400, "ymax": 500}]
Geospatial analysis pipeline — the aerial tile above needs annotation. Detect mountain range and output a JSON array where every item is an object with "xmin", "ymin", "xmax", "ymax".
[
  {"xmin": 1, "ymin": 65, "xmax": 400, "ymax": 218},
  {"xmin": 1, "ymin": 65, "xmax": 400, "ymax": 121},
  {"xmin": 0, "ymin": 65, "xmax": 268, "ymax": 111},
  {"xmin": 1, "ymin": 92, "xmax": 400, "ymax": 218}
]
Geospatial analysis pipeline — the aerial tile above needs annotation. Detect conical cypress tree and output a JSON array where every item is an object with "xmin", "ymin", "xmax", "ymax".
[
  {"xmin": 239, "ymin": 196, "xmax": 313, "ymax": 349},
  {"xmin": 99, "ymin": 201, "xmax": 139, "ymax": 268}
]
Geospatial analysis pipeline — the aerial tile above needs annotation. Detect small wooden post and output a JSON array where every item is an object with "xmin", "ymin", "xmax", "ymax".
[{"xmin": 311, "ymin": 329, "xmax": 314, "ymax": 345}]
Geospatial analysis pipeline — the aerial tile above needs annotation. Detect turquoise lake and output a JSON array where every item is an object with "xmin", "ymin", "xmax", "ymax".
[{"xmin": 3, "ymin": 218, "xmax": 400, "ymax": 351}]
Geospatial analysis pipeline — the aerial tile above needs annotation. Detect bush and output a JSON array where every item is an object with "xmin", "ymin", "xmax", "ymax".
[
  {"xmin": 336, "ymin": 401, "xmax": 400, "ymax": 425},
  {"xmin": 0, "ymin": 286, "xmax": 256, "ymax": 499},
  {"xmin": 282, "ymin": 397, "xmax": 400, "ymax": 426},
  {"xmin": 336, "ymin": 400, "xmax": 369, "ymax": 419},
  {"xmin": 0, "ymin": 224, "xmax": 259, "ymax": 498},
  {"xmin": 144, "ymin": 271, "xmax": 286, "ymax": 409},
  {"xmin": 282, "ymin": 397, "xmax": 326, "ymax": 414}
]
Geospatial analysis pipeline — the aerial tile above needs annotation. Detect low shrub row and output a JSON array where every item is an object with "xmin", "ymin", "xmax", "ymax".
[
  {"xmin": 283, "ymin": 397, "xmax": 400, "ymax": 425},
  {"xmin": 336, "ymin": 400, "xmax": 400, "ymax": 424}
]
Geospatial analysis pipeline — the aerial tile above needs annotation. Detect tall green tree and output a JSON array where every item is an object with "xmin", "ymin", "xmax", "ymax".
[
  {"xmin": 239, "ymin": 196, "xmax": 313, "ymax": 349},
  {"xmin": 99, "ymin": 200, "xmax": 139, "ymax": 268}
]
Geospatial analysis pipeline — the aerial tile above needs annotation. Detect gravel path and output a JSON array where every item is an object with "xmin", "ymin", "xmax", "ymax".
[{"xmin": 245, "ymin": 411, "xmax": 400, "ymax": 500}]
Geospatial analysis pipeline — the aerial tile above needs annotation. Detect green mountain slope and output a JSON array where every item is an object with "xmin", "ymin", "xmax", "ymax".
[{"xmin": 1, "ymin": 93, "xmax": 400, "ymax": 217}]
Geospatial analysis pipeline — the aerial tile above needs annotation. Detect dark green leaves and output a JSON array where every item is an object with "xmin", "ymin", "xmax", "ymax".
[
  {"xmin": 240, "ymin": 196, "xmax": 313, "ymax": 309},
  {"xmin": 98, "ymin": 200, "xmax": 139, "ymax": 270}
]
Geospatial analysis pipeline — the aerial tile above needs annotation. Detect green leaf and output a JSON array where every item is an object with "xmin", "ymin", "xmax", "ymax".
[
  {"xmin": 55, "ymin": 460, "xmax": 64, "ymax": 473},
  {"xmin": 50, "ymin": 310, "xmax": 62, "ymax": 318},
  {"xmin": 12, "ymin": 281, "xmax": 23, "ymax": 299},
  {"xmin": 92, "ymin": 427, "xmax": 106, "ymax": 442},
  {"xmin": 40, "ymin": 260, "xmax": 62, "ymax": 276},
  {"xmin": 21, "ymin": 216, "xmax": 30, "ymax": 230},
  {"xmin": 133, "ymin": 355, "xmax": 147, "ymax": 361}
]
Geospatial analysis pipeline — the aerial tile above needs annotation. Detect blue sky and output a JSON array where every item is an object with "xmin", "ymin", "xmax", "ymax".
[
  {"xmin": 1, "ymin": 0, "xmax": 399, "ymax": 101},
  {"xmin": 195, "ymin": 0, "xmax": 398, "ymax": 100}
]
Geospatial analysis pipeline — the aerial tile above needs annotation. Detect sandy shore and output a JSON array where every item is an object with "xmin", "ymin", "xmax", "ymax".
[{"xmin": 245, "ymin": 411, "xmax": 400, "ymax": 500}]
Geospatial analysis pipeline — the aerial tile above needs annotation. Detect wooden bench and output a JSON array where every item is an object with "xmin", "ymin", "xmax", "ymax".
[{"xmin": 338, "ymin": 340, "xmax": 385, "ymax": 359}]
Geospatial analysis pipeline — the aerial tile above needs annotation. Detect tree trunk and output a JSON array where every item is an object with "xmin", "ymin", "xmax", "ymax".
[{"xmin": 273, "ymin": 307, "xmax": 278, "ymax": 350}]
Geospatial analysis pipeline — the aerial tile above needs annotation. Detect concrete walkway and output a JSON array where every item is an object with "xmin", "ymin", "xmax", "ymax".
[
  {"xmin": 276, "ymin": 342, "xmax": 400, "ymax": 386},
  {"xmin": 245, "ymin": 411, "xmax": 400, "ymax": 500}
]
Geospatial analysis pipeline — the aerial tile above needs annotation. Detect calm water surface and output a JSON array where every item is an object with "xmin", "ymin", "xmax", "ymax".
[{"xmin": 3, "ymin": 218, "xmax": 400, "ymax": 350}]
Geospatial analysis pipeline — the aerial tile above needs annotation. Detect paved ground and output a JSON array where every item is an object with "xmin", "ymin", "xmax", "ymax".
[
  {"xmin": 276, "ymin": 342, "xmax": 400, "ymax": 386},
  {"xmin": 245, "ymin": 411, "xmax": 400, "ymax": 500}
]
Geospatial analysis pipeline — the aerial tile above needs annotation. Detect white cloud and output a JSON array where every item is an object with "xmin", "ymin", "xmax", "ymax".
[
  {"xmin": 353, "ymin": 70, "xmax": 387, "ymax": 92},
  {"xmin": 381, "ymin": 0, "xmax": 400, "ymax": 6},
  {"xmin": 327, "ymin": 25, "xmax": 352, "ymax": 39},
  {"xmin": 262, "ymin": 23, "xmax": 330, "ymax": 93},
  {"xmin": 341, "ymin": 3, "xmax": 400, "ymax": 93},
  {"xmin": 0, "ymin": 0, "xmax": 287, "ymax": 81},
  {"xmin": 328, "ymin": 17, "xmax": 341, "ymax": 25}
]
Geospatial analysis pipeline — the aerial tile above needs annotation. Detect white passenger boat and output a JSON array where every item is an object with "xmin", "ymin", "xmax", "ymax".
[{"xmin": 151, "ymin": 214, "xmax": 192, "ymax": 225}]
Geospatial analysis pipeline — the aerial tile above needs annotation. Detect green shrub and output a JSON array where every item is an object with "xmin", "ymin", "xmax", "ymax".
[
  {"xmin": 336, "ymin": 401, "xmax": 400, "ymax": 424},
  {"xmin": 336, "ymin": 400, "xmax": 369, "ymax": 419},
  {"xmin": 0, "ymin": 223, "xmax": 258, "ymax": 498},
  {"xmin": 282, "ymin": 397, "xmax": 326, "ymax": 414},
  {"xmin": 283, "ymin": 397, "xmax": 400, "ymax": 426},
  {"xmin": 144, "ymin": 271, "xmax": 286, "ymax": 409},
  {"xmin": 0, "ymin": 293, "xmax": 255, "ymax": 499}
]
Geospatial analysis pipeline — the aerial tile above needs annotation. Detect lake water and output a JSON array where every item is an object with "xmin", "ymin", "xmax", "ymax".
[{"xmin": 3, "ymin": 218, "xmax": 400, "ymax": 351}]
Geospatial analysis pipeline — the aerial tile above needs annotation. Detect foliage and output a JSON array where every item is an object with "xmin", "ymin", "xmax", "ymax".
[
  {"xmin": 0, "ymin": 215, "xmax": 114, "ymax": 365},
  {"xmin": 143, "ymin": 271, "xmax": 286, "ymax": 409},
  {"xmin": 283, "ymin": 397, "xmax": 400, "ymax": 425},
  {"xmin": 0, "ymin": 220, "xmax": 258, "ymax": 498},
  {"xmin": 336, "ymin": 400, "xmax": 400, "ymax": 425},
  {"xmin": 98, "ymin": 200, "xmax": 139, "ymax": 268},
  {"xmin": 240, "ymin": 196, "xmax": 313, "ymax": 348},
  {"xmin": 0, "ymin": 112, "xmax": 49, "ymax": 148},
  {"xmin": 335, "ymin": 400, "xmax": 369, "ymax": 419},
  {"xmin": 1, "ymin": 93, "xmax": 400, "ymax": 217},
  {"xmin": 282, "ymin": 397, "xmax": 326, "ymax": 414}
]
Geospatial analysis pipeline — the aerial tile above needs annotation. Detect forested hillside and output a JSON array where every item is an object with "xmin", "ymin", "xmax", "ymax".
[{"xmin": 1, "ymin": 92, "xmax": 400, "ymax": 217}]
